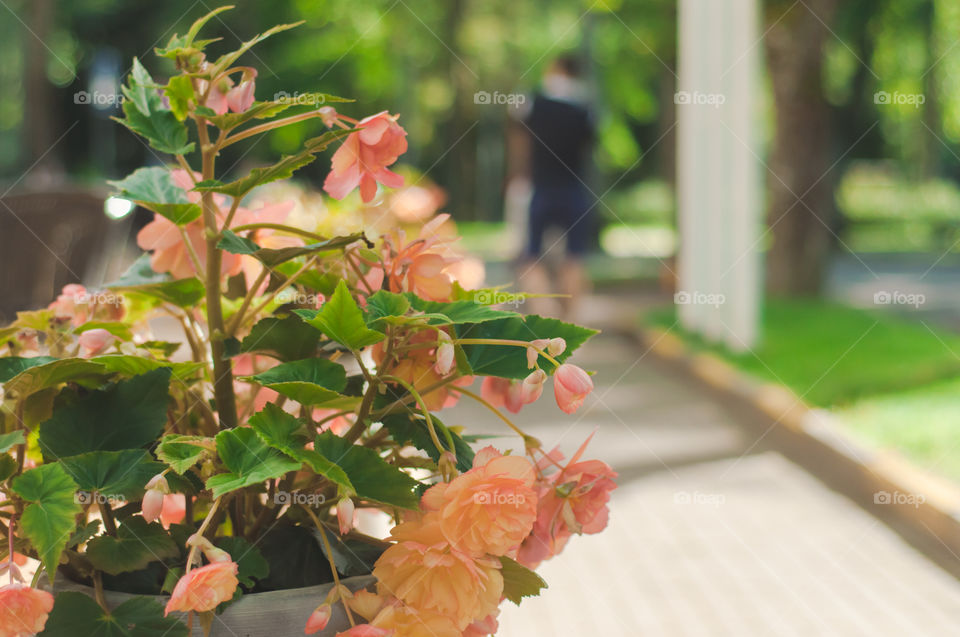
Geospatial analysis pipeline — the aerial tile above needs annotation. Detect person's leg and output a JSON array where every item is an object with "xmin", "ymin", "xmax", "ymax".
[
  {"xmin": 559, "ymin": 188, "xmax": 593, "ymax": 321},
  {"xmin": 518, "ymin": 189, "xmax": 560, "ymax": 316}
]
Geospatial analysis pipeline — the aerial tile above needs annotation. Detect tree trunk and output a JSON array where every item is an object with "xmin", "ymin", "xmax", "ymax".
[
  {"xmin": 23, "ymin": 0, "xmax": 62, "ymax": 182},
  {"xmin": 764, "ymin": 0, "xmax": 838, "ymax": 295}
]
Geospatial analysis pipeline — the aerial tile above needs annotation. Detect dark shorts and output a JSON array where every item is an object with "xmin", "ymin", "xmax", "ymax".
[{"xmin": 526, "ymin": 184, "xmax": 594, "ymax": 257}]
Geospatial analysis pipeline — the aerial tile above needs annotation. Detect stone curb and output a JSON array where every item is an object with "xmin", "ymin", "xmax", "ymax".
[{"xmin": 631, "ymin": 324, "xmax": 960, "ymax": 564}]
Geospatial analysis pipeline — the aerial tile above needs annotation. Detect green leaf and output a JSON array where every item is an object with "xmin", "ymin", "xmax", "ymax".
[
  {"xmin": 3, "ymin": 358, "xmax": 107, "ymax": 397},
  {"xmin": 406, "ymin": 295, "xmax": 520, "ymax": 326},
  {"xmin": 0, "ymin": 430, "xmax": 26, "ymax": 453},
  {"xmin": 155, "ymin": 5, "xmax": 232, "ymax": 61},
  {"xmin": 364, "ymin": 291, "xmax": 411, "ymax": 329},
  {"xmin": 156, "ymin": 435, "xmax": 212, "ymax": 474},
  {"xmin": 0, "ymin": 356, "xmax": 56, "ymax": 383},
  {"xmin": 86, "ymin": 517, "xmax": 179, "ymax": 575},
  {"xmin": 195, "ymin": 129, "xmax": 353, "ymax": 199},
  {"xmin": 12, "ymin": 463, "xmax": 81, "ymax": 583},
  {"xmin": 249, "ymin": 404, "xmax": 353, "ymax": 492},
  {"xmin": 458, "ymin": 315, "xmax": 599, "ymax": 379},
  {"xmin": 218, "ymin": 229, "xmax": 365, "ymax": 267},
  {"xmin": 206, "ymin": 427, "xmax": 301, "ymax": 498},
  {"xmin": 499, "ymin": 556, "xmax": 548, "ymax": 604},
  {"xmin": 214, "ymin": 536, "xmax": 269, "ymax": 588},
  {"xmin": 90, "ymin": 355, "xmax": 202, "ymax": 381},
  {"xmin": 242, "ymin": 358, "xmax": 349, "ymax": 406},
  {"xmin": 299, "ymin": 280, "xmax": 385, "ymax": 349},
  {"xmin": 0, "ymin": 456, "xmax": 16, "ymax": 482},
  {"xmin": 211, "ymin": 21, "xmax": 304, "ymax": 73},
  {"xmin": 109, "ymin": 167, "xmax": 201, "ymax": 225},
  {"xmin": 38, "ymin": 368, "xmax": 172, "ymax": 459},
  {"xmin": 381, "ymin": 413, "xmax": 474, "ymax": 473},
  {"xmin": 108, "ymin": 255, "xmax": 205, "ymax": 308},
  {"xmin": 40, "ymin": 591, "xmax": 188, "ymax": 637},
  {"xmin": 164, "ymin": 76, "xmax": 195, "ymax": 121},
  {"xmin": 239, "ymin": 316, "xmax": 320, "ymax": 361},
  {"xmin": 59, "ymin": 450, "xmax": 163, "ymax": 499},
  {"xmin": 215, "ymin": 228, "xmax": 259, "ymax": 254},
  {"xmin": 314, "ymin": 432, "xmax": 420, "ymax": 509},
  {"xmin": 114, "ymin": 59, "xmax": 194, "ymax": 155}
]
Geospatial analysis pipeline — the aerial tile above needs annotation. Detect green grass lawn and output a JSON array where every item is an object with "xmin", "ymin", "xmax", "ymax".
[
  {"xmin": 834, "ymin": 378, "xmax": 960, "ymax": 481},
  {"xmin": 647, "ymin": 298, "xmax": 960, "ymax": 481},
  {"xmin": 646, "ymin": 299, "xmax": 960, "ymax": 407}
]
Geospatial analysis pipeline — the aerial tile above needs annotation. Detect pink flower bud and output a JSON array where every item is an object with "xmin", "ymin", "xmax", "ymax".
[
  {"xmin": 142, "ymin": 489, "xmax": 165, "ymax": 523},
  {"xmin": 145, "ymin": 474, "xmax": 168, "ymax": 492},
  {"xmin": 226, "ymin": 77, "xmax": 256, "ymax": 113},
  {"xmin": 434, "ymin": 334, "xmax": 455, "ymax": 376},
  {"xmin": 554, "ymin": 363, "xmax": 594, "ymax": 414},
  {"xmin": 319, "ymin": 106, "xmax": 339, "ymax": 128},
  {"xmin": 547, "ymin": 337, "xmax": 567, "ymax": 356},
  {"xmin": 521, "ymin": 369, "xmax": 547, "ymax": 404},
  {"xmin": 526, "ymin": 338, "xmax": 549, "ymax": 368},
  {"xmin": 337, "ymin": 498, "xmax": 355, "ymax": 535},
  {"xmin": 305, "ymin": 603, "xmax": 332, "ymax": 634},
  {"xmin": 78, "ymin": 328, "xmax": 115, "ymax": 358}
]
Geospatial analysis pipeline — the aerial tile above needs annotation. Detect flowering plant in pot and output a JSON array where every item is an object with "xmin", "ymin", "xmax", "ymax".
[{"xmin": 0, "ymin": 7, "xmax": 616, "ymax": 637}]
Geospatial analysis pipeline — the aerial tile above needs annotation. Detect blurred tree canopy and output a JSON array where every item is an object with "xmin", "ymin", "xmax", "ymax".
[
  {"xmin": 1, "ymin": 0, "xmax": 675, "ymax": 221},
  {"xmin": 3, "ymin": 0, "xmax": 960, "ymax": 271}
]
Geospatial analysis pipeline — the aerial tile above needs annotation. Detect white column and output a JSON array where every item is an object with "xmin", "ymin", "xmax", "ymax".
[{"xmin": 676, "ymin": 0, "xmax": 761, "ymax": 351}]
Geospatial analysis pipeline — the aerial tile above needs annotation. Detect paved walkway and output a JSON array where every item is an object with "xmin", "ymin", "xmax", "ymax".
[{"xmin": 443, "ymin": 290, "xmax": 960, "ymax": 636}]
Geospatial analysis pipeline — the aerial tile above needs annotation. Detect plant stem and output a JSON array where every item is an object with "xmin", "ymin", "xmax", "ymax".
[
  {"xmin": 302, "ymin": 507, "xmax": 355, "ymax": 627},
  {"xmin": 185, "ymin": 497, "xmax": 222, "ymax": 572},
  {"xmin": 380, "ymin": 375, "xmax": 452, "ymax": 464},
  {"xmin": 226, "ymin": 267, "xmax": 270, "ymax": 335},
  {"xmin": 97, "ymin": 498, "xmax": 117, "ymax": 535},
  {"xmin": 231, "ymin": 223, "xmax": 327, "ymax": 242},
  {"xmin": 219, "ymin": 110, "xmax": 323, "ymax": 148},
  {"xmin": 197, "ymin": 117, "xmax": 238, "ymax": 429},
  {"xmin": 450, "ymin": 386, "xmax": 532, "ymax": 441}
]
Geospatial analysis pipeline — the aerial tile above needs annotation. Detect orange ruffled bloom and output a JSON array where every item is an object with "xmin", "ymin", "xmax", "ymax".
[
  {"xmin": 370, "ymin": 604, "xmax": 461, "ymax": 637},
  {"xmin": 373, "ymin": 517, "xmax": 502, "ymax": 630},
  {"xmin": 433, "ymin": 448, "xmax": 537, "ymax": 557},
  {"xmin": 0, "ymin": 584, "xmax": 54, "ymax": 637},
  {"xmin": 164, "ymin": 560, "xmax": 239, "ymax": 615}
]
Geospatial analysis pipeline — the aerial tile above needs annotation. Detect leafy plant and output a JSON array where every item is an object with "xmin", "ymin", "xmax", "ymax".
[{"xmin": 0, "ymin": 7, "xmax": 615, "ymax": 636}]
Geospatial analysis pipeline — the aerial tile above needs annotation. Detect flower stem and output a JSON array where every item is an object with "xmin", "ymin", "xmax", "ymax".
[
  {"xmin": 302, "ymin": 507, "xmax": 355, "ymax": 627},
  {"xmin": 185, "ymin": 497, "xmax": 222, "ymax": 572},
  {"xmin": 230, "ymin": 223, "xmax": 327, "ymax": 242},
  {"xmin": 380, "ymin": 375, "xmax": 453, "ymax": 466},
  {"xmin": 454, "ymin": 338, "xmax": 562, "ymax": 368},
  {"xmin": 197, "ymin": 116, "xmax": 238, "ymax": 429},
  {"xmin": 450, "ymin": 386, "xmax": 533, "ymax": 442},
  {"xmin": 220, "ymin": 110, "xmax": 323, "ymax": 148}
]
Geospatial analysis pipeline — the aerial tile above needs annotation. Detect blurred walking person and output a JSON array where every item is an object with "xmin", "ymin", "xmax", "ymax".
[{"xmin": 508, "ymin": 55, "xmax": 596, "ymax": 320}]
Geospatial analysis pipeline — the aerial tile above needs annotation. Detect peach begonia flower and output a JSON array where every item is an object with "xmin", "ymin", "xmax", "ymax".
[
  {"xmin": 376, "ymin": 214, "xmax": 459, "ymax": 302},
  {"xmin": 137, "ymin": 169, "xmax": 294, "ymax": 279},
  {"xmin": 78, "ymin": 328, "xmax": 115, "ymax": 358},
  {"xmin": 370, "ymin": 604, "xmax": 461, "ymax": 637},
  {"xmin": 164, "ymin": 560, "xmax": 239, "ymax": 615},
  {"xmin": 324, "ymin": 111, "xmax": 408, "ymax": 203},
  {"xmin": 48, "ymin": 284, "xmax": 124, "ymax": 326},
  {"xmin": 463, "ymin": 612, "xmax": 499, "ymax": 637},
  {"xmin": 553, "ymin": 363, "xmax": 594, "ymax": 414},
  {"xmin": 517, "ymin": 435, "xmax": 618, "ymax": 569},
  {"xmin": 198, "ymin": 66, "xmax": 256, "ymax": 115},
  {"xmin": 372, "ymin": 329, "xmax": 466, "ymax": 411},
  {"xmin": 0, "ymin": 583, "xmax": 54, "ymax": 637},
  {"xmin": 334, "ymin": 625, "xmax": 392, "ymax": 637},
  {"xmin": 521, "ymin": 369, "xmax": 547, "ymax": 405},
  {"xmin": 433, "ymin": 448, "xmax": 537, "ymax": 557},
  {"xmin": 480, "ymin": 376, "xmax": 525, "ymax": 414},
  {"xmin": 373, "ymin": 515, "xmax": 503, "ymax": 630}
]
